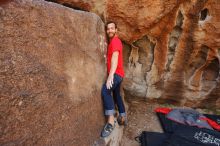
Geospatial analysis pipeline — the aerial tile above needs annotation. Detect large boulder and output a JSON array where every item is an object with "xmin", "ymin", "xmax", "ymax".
[{"xmin": 0, "ymin": 0, "xmax": 107, "ymax": 145}]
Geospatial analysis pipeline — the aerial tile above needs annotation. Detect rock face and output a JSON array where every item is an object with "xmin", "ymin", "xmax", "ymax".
[
  {"xmin": 124, "ymin": 0, "xmax": 220, "ymax": 110},
  {"xmin": 0, "ymin": 0, "xmax": 106, "ymax": 145},
  {"xmin": 123, "ymin": 0, "xmax": 220, "ymax": 110},
  {"xmin": 54, "ymin": 0, "xmax": 220, "ymax": 109}
]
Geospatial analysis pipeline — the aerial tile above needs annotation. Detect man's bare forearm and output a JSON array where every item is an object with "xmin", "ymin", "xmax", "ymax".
[
  {"xmin": 106, "ymin": 51, "xmax": 119, "ymax": 89},
  {"xmin": 109, "ymin": 51, "xmax": 119, "ymax": 76}
]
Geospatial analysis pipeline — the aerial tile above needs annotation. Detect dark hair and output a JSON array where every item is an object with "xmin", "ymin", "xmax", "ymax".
[{"xmin": 105, "ymin": 21, "xmax": 117, "ymax": 30}]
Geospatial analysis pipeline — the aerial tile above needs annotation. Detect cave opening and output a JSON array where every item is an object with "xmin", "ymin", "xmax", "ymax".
[
  {"xmin": 202, "ymin": 58, "xmax": 220, "ymax": 81},
  {"xmin": 200, "ymin": 8, "xmax": 209, "ymax": 21},
  {"xmin": 176, "ymin": 11, "xmax": 184, "ymax": 27}
]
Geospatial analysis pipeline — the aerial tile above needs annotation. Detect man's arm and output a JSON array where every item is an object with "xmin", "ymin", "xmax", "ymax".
[{"xmin": 106, "ymin": 51, "xmax": 119, "ymax": 89}]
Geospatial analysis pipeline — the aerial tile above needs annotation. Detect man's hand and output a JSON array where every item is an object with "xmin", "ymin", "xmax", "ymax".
[
  {"xmin": 106, "ymin": 51, "xmax": 119, "ymax": 89},
  {"xmin": 106, "ymin": 74, "xmax": 114, "ymax": 89}
]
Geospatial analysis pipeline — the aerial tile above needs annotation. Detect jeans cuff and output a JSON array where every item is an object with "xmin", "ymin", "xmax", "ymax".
[
  {"xmin": 105, "ymin": 109, "xmax": 115, "ymax": 116},
  {"xmin": 119, "ymin": 112, "xmax": 126, "ymax": 117}
]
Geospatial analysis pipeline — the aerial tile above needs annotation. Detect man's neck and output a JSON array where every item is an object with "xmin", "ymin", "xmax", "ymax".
[{"xmin": 109, "ymin": 35, "xmax": 117, "ymax": 41}]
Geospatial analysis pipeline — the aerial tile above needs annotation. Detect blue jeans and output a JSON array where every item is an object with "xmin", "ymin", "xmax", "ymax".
[{"xmin": 102, "ymin": 74, "xmax": 126, "ymax": 117}]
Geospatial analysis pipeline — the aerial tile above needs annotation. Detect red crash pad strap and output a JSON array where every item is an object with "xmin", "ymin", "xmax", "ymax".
[{"xmin": 155, "ymin": 107, "xmax": 172, "ymax": 114}]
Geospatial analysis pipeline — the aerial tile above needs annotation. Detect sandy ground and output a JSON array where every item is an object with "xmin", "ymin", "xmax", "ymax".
[{"xmin": 120, "ymin": 101, "xmax": 163, "ymax": 146}]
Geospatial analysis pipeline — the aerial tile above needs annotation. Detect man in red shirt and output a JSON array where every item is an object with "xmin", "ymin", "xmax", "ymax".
[{"xmin": 101, "ymin": 21, "xmax": 127, "ymax": 138}]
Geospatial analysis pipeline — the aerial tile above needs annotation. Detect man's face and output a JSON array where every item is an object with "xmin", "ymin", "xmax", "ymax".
[{"xmin": 106, "ymin": 23, "xmax": 117, "ymax": 39}]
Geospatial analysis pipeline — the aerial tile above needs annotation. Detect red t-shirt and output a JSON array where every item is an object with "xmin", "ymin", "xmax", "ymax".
[{"xmin": 107, "ymin": 36, "xmax": 124, "ymax": 77}]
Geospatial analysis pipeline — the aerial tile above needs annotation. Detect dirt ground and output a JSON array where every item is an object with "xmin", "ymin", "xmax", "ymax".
[{"xmin": 121, "ymin": 101, "xmax": 163, "ymax": 146}]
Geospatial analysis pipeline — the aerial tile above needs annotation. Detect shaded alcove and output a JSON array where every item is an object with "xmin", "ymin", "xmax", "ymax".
[{"xmin": 200, "ymin": 8, "xmax": 209, "ymax": 21}]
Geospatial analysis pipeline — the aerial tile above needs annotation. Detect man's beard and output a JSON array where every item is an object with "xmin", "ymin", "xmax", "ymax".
[{"xmin": 108, "ymin": 32, "xmax": 116, "ymax": 39}]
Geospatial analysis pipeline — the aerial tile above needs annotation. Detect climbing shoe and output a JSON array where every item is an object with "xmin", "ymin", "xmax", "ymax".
[
  {"xmin": 117, "ymin": 116, "xmax": 127, "ymax": 126},
  {"xmin": 101, "ymin": 122, "xmax": 115, "ymax": 138}
]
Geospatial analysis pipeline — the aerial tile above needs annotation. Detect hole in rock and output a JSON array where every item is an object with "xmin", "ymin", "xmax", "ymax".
[
  {"xmin": 200, "ymin": 8, "xmax": 209, "ymax": 21},
  {"xmin": 202, "ymin": 58, "xmax": 219, "ymax": 81},
  {"xmin": 176, "ymin": 11, "xmax": 184, "ymax": 27}
]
